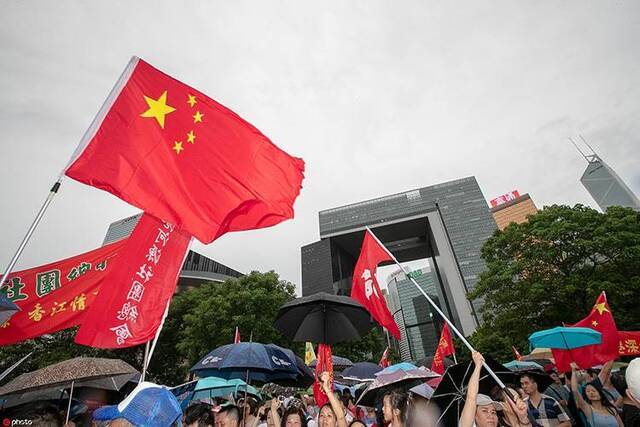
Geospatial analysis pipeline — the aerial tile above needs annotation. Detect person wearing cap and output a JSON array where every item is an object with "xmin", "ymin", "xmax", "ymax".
[
  {"xmin": 92, "ymin": 381, "xmax": 182, "ymax": 427},
  {"xmin": 460, "ymin": 351, "xmax": 501, "ymax": 427}
]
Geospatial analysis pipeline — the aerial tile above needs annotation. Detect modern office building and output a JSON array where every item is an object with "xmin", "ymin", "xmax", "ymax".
[
  {"xmin": 490, "ymin": 192, "xmax": 538, "ymax": 230},
  {"xmin": 301, "ymin": 176, "xmax": 497, "ymax": 337},
  {"xmin": 103, "ymin": 214, "xmax": 243, "ymax": 290},
  {"xmin": 386, "ymin": 267, "xmax": 448, "ymax": 361},
  {"xmin": 574, "ymin": 142, "xmax": 640, "ymax": 212}
]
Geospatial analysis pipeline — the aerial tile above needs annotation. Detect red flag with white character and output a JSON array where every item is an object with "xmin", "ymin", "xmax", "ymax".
[
  {"xmin": 75, "ymin": 213, "xmax": 190, "ymax": 348},
  {"xmin": 351, "ymin": 230, "xmax": 401, "ymax": 339}
]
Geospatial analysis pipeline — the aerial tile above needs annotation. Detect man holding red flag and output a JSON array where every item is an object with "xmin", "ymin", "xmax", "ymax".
[
  {"xmin": 351, "ymin": 230, "xmax": 401, "ymax": 339},
  {"xmin": 431, "ymin": 323, "xmax": 456, "ymax": 375},
  {"xmin": 554, "ymin": 292, "xmax": 619, "ymax": 372},
  {"xmin": 66, "ymin": 57, "xmax": 304, "ymax": 244}
]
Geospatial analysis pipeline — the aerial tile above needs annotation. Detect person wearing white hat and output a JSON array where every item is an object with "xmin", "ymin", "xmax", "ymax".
[
  {"xmin": 460, "ymin": 352, "xmax": 502, "ymax": 427},
  {"xmin": 627, "ymin": 358, "xmax": 640, "ymax": 407}
]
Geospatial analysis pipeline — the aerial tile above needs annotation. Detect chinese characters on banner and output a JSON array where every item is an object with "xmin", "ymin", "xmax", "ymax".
[
  {"xmin": 75, "ymin": 213, "xmax": 190, "ymax": 348},
  {"xmin": 618, "ymin": 331, "xmax": 640, "ymax": 356},
  {"xmin": 489, "ymin": 190, "xmax": 521, "ymax": 208},
  {"xmin": 0, "ymin": 240, "xmax": 124, "ymax": 345}
]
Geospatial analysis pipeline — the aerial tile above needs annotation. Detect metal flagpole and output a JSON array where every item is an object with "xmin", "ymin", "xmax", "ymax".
[
  {"xmin": 365, "ymin": 227, "xmax": 509, "ymax": 391},
  {"xmin": 65, "ymin": 380, "xmax": 75, "ymax": 424},
  {"xmin": 0, "ymin": 180, "xmax": 63, "ymax": 289},
  {"xmin": 140, "ymin": 341, "xmax": 150, "ymax": 383},
  {"xmin": 0, "ymin": 58, "xmax": 140, "ymax": 294}
]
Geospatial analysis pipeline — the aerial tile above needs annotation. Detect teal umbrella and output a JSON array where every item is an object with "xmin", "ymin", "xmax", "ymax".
[
  {"xmin": 528, "ymin": 327, "xmax": 601, "ymax": 351},
  {"xmin": 176, "ymin": 376, "xmax": 260, "ymax": 409}
]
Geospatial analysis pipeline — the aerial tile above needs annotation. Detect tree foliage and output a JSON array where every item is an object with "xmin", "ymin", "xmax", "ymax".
[{"xmin": 468, "ymin": 205, "xmax": 640, "ymax": 361}]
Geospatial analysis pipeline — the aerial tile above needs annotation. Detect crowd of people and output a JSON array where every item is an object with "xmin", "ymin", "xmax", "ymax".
[{"xmin": 14, "ymin": 356, "xmax": 640, "ymax": 426}]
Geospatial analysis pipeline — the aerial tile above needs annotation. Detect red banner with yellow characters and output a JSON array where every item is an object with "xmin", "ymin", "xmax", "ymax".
[{"xmin": 0, "ymin": 240, "xmax": 125, "ymax": 345}]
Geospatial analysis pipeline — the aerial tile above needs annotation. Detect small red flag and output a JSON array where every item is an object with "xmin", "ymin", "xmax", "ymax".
[
  {"xmin": 512, "ymin": 346, "xmax": 524, "ymax": 361},
  {"xmin": 313, "ymin": 344, "xmax": 333, "ymax": 408},
  {"xmin": 75, "ymin": 213, "xmax": 190, "ymax": 348},
  {"xmin": 379, "ymin": 346, "xmax": 391, "ymax": 368},
  {"xmin": 234, "ymin": 326, "xmax": 241, "ymax": 344},
  {"xmin": 351, "ymin": 230, "xmax": 401, "ymax": 339},
  {"xmin": 431, "ymin": 323, "xmax": 455, "ymax": 375},
  {"xmin": 553, "ymin": 292, "xmax": 619, "ymax": 372},
  {"xmin": 66, "ymin": 57, "xmax": 305, "ymax": 244}
]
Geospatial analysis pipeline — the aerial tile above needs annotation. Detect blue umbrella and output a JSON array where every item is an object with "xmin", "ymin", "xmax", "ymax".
[
  {"xmin": 376, "ymin": 362, "xmax": 418, "ymax": 376},
  {"xmin": 341, "ymin": 362, "xmax": 382, "ymax": 381},
  {"xmin": 190, "ymin": 343, "xmax": 299, "ymax": 383},
  {"xmin": 528, "ymin": 327, "xmax": 602, "ymax": 351},
  {"xmin": 0, "ymin": 295, "xmax": 19, "ymax": 325},
  {"xmin": 503, "ymin": 360, "xmax": 543, "ymax": 372}
]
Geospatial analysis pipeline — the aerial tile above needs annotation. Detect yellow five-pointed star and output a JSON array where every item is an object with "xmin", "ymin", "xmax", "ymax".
[
  {"xmin": 140, "ymin": 90, "xmax": 176, "ymax": 129},
  {"xmin": 592, "ymin": 320, "xmax": 599, "ymax": 327},
  {"xmin": 594, "ymin": 302, "xmax": 609, "ymax": 315},
  {"xmin": 186, "ymin": 130, "xmax": 196, "ymax": 144},
  {"xmin": 193, "ymin": 111, "xmax": 204, "ymax": 123},
  {"xmin": 187, "ymin": 94, "xmax": 197, "ymax": 108},
  {"xmin": 173, "ymin": 141, "xmax": 184, "ymax": 154}
]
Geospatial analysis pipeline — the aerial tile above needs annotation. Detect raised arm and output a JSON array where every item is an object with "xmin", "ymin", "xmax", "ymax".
[
  {"xmin": 321, "ymin": 371, "xmax": 347, "ymax": 427},
  {"xmin": 570, "ymin": 365, "xmax": 590, "ymax": 416},
  {"xmin": 598, "ymin": 360, "xmax": 614, "ymax": 386},
  {"xmin": 269, "ymin": 398, "xmax": 281, "ymax": 427},
  {"xmin": 460, "ymin": 351, "xmax": 484, "ymax": 427}
]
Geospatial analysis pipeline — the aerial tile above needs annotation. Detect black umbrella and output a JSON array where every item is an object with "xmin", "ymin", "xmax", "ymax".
[
  {"xmin": 275, "ymin": 292, "xmax": 375, "ymax": 345},
  {"xmin": 517, "ymin": 369, "xmax": 554, "ymax": 393},
  {"xmin": 430, "ymin": 356, "xmax": 517, "ymax": 427},
  {"xmin": 309, "ymin": 355, "xmax": 354, "ymax": 371},
  {"xmin": 340, "ymin": 362, "xmax": 383, "ymax": 382}
]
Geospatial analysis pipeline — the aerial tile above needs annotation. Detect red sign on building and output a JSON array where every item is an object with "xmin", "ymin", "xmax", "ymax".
[{"xmin": 490, "ymin": 190, "xmax": 521, "ymax": 208}]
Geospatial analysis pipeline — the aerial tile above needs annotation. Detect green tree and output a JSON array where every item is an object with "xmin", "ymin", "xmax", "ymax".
[
  {"xmin": 332, "ymin": 327, "xmax": 387, "ymax": 363},
  {"xmin": 468, "ymin": 205, "xmax": 640, "ymax": 362},
  {"xmin": 148, "ymin": 270, "xmax": 298, "ymax": 384}
]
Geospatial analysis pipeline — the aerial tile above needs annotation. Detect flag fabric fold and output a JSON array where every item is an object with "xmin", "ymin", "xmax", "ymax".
[
  {"xmin": 553, "ymin": 292, "xmax": 619, "ymax": 372},
  {"xmin": 351, "ymin": 230, "xmax": 401, "ymax": 339},
  {"xmin": 75, "ymin": 213, "xmax": 191, "ymax": 348},
  {"xmin": 233, "ymin": 326, "xmax": 241, "ymax": 344},
  {"xmin": 431, "ymin": 323, "xmax": 455, "ymax": 375},
  {"xmin": 65, "ymin": 57, "xmax": 305, "ymax": 244},
  {"xmin": 313, "ymin": 344, "xmax": 333, "ymax": 408}
]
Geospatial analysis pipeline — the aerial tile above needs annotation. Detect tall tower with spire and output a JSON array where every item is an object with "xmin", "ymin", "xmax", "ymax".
[{"xmin": 571, "ymin": 136, "xmax": 640, "ymax": 212}]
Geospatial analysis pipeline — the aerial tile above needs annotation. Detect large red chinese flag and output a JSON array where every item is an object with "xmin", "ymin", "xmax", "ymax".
[
  {"xmin": 351, "ymin": 230, "xmax": 401, "ymax": 339},
  {"xmin": 65, "ymin": 57, "xmax": 305, "ymax": 244},
  {"xmin": 75, "ymin": 213, "xmax": 190, "ymax": 348},
  {"xmin": 313, "ymin": 344, "xmax": 333, "ymax": 408},
  {"xmin": 553, "ymin": 292, "xmax": 619, "ymax": 372},
  {"xmin": 431, "ymin": 323, "xmax": 455, "ymax": 375}
]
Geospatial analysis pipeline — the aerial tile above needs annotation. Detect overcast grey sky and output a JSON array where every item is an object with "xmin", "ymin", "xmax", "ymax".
[{"xmin": 2, "ymin": 1, "xmax": 639, "ymax": 292}]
